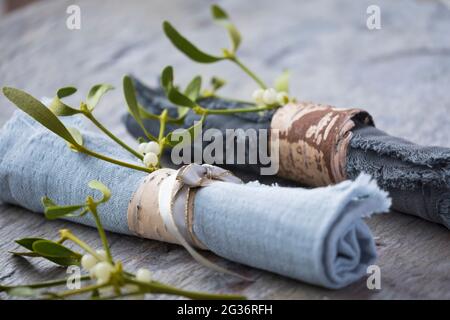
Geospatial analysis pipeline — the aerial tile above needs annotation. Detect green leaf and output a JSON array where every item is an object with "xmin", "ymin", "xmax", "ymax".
[
  {"xmin": 163, "ymin": 21, "xmax": 223, "ymax": 63},
  {"xmin": 49, "ymin": 87, "xmax": 81, "ymax": 116},
  {"xmin": 44, "ymin": 204, "xmax": 86, "ymax": 220},
  {"xmin": 184, "ymin": 76, "xmax": 202, "ymax": 101},
  {"xmin": 9, "ymin": 251, "xmax": 41, "ymax": 257},
  {"xmin": 168, "ymin": 87, "xmax": 198, "ymax": 109},
  {"xmin": 166, "ymin": 114, "xmax": 205, "ymax": 147},
  {"xmin": 160, "ymin": 66, "xmax": 195, "ymax": 120},
  {"xmin": 274, "ymin": 70, "xmax": 290, "ymax": 93},
  {"xmin": 160, "ymin": 66, "xmax": 196, "ymax": 108},
  {"xmin": 161, "ymin": 66, "xmax": 174, "ymax": 92},
  {"xmin": 87, "ymin": 84, "xmax": 114, "ymax": 111},
  {"xmin": 42, "ymin": 197, "xmax": 56, "ymax": 207},
  {"xmin": 88, "ymin": 180, "xmax": 111, "ymax": 203},
  {"xmin": 211, "ymin": 76, "xmax": 226, "ymax": 92},
  {"xmin": 180, "ymin": 76, "xmax": 202, "ymax": 119},
  {"xmin": 31, "ymin": 240, "xmax": 81, "ymax": 266},
  {"xmin": 15, "ymin": 238, "xmax": 80, "ymax": 266},
  {"xmin": 67, "ymin": 127, "xmax": 83, "ymax": 150},
  {"xmin": 177, "ymin": 107, "xmax": 191, "ymax": 120},
  {"xmin": 15, "ymin": 238, "xmax": 47, "ymax": 251},
  {"xmin": 138, "ymin": 105, "xmax": 161, "ymax": 121},
  {"xmin": 2, "ymin": 87, "xmax": 79, "ymax": 146},
  {"xmin": 211, "ymin": 4, "xmax": 241, "ymax": 53},
  {"xmin": 123, "ymin": 76, "xmax": 155, "ymax": 141}
]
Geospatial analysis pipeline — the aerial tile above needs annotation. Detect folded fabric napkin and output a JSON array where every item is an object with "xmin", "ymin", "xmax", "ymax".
[
  {"xmin": 0, "ymin": 110, "xmax": 390, "ymax": 288},
  {"xmin": 124, "ymin": 77, "xmax": 450, "ymax": 229}
]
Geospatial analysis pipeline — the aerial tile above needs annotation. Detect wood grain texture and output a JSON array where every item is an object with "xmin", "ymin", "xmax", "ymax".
[{"xmin": 0, "ymin": 0, "xmax": 449, "ymax": 299}]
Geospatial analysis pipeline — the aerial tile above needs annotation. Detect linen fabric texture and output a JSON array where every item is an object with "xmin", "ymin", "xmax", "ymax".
[
  {"xmin": 124, "ymin": 77, "xmax": 450, "ymax": 228},
  {"xmin": 0, "ymin": 110, "xmax": 390, "ymax": 288}
]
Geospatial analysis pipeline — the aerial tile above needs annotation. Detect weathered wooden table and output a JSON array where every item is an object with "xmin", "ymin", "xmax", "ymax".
[{"xmin": 1, "ymin": 0, "xmax": 449, "ymax": 299}]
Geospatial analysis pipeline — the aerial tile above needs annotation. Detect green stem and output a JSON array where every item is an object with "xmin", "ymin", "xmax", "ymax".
[
  {"xmin": 203, "ymin": 104, "xmax": 275, "ymax": 115},
  {"xmin": 83, "ymin": 112, "xmax": 143, "ymax": 160},
  {"xmin": 60, "ymin": 229, "xmax": 103, "ymax": 261},
  {"xmin": 91, "ymin": 207, "xmax": 113, "ymax": 264},
  {"xmin": 158, "ymin": 109, "xmax": 168, "ymax": 141},
  {"xmin": 125, "ymin": 277, "xmax": 245, "ymax": 300},
  {"xmin": 229, "ymin": 56, "xmax": 268, "ymax": 89},
  {"xmin": 1, "ymin": 276, "xmax": 90, "ymax": 292},
  {"xmin": 49, "ymin": 282, "xmax": 109, "ymax": 299},
  {"xmin": 139, "ymin": 105, "xmax": 184, "ymax": 124},
  {"xmin": 157, "ymin": 109, "xmax": 169, "ymax": 163},
  {"xmin": 204, "ymin": 95, "xmax": 254, "ymax": 105},
  {"xmin": 78, "ymin": 146, "xmax": 152, "ymax": 173}
]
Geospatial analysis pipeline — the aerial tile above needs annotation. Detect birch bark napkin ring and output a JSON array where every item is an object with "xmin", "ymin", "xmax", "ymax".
[{"xmin": 271, "ymin": 102, "xmax": 374, "ymax": 186}]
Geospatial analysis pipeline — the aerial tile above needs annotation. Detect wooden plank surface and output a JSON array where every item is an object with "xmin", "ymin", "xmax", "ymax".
[{"xmin": 0, "ymin": 0, "xmax": 449, "ymax": 299}]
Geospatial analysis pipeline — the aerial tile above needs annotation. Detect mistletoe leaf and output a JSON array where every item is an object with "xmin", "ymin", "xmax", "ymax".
[
  {"xmin": 123, "ymin": 75, "xmax": 155, "ymax": 141},
  {"xmin": 42, "ymin": 196, "xmax": 86, "ymax": 220},
  {"xmin": 184, "ymin": 75, "xmax": 202, "ymax": 101},
  {"xmin": 274, "ymin": 70, "xmax": 290, "ymax": 93},
  {"xmin": 163, "ymin": 21, "xmax": 223, "ymax": 63},
  {"xmin": 86, "ymin": 84, "xmax": 114, "ymax": 111},
  {"xmin": 211, "ymin": 4, "xmax": 241, "ymax": 52},
  {"xmin": 44, "ymin": 204, "xmax": 86, "ymax": 220},
  {"xmin": 211, "ymin": 76, "xmax": 226, "ymax": 92},
  {"xmin": 49, "ymin": 87, "xmax": 81, "ymax": 117},
  {"xmin": 161, "ymin": 66, "xmax": 174, "ymax": 92},
  {"xmin": 67, "ymin": 127, "xmax": 83, "ymax": 150},
  {"xmin": 88, "ymin": 180, "xmax": 111, "ymax": 203},
  {"xmin": 32, "ymin": 240, "xmax": 79, "ymax": 259},
  {"xmin": 2, "ymin": 87, "xmax": 79, "ymax": 146},
  {"xmin": 166, "ymin": 114, "xmax": 205, "ymax": 147},
  {"xmin": 15, "ymin": 238, "xmax": 81, "ymax": 266},
  {"xmin": 168, "ymin": 87, "xmax": 198, "ymax": 109},
  {"xmin": 9, "ymin": 251, "xmax": 41, "ymax": 257},
  {"xmin": 15, "ymin": 238, "xmax": 47, "ymax": 251}
]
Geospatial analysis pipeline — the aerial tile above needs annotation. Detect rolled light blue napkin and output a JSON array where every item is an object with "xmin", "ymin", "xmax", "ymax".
[{"xmin": 0, "ymin": 111, "xmax": 390, "ymax": 288}]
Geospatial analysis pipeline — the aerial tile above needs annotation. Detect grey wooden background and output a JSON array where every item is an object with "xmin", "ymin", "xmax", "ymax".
[{"xmin": 0, "ymin": 0, "xmax": 449, "ymax": 299}]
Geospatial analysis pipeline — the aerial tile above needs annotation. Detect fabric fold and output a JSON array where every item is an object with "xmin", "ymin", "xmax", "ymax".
[
  {"xmin": 0, "ymin": 111, "xmax": 390, "ymax": 288},
  {"xmin": 125, "ymin": 77, "xmax": 450, "ymax": 229}
]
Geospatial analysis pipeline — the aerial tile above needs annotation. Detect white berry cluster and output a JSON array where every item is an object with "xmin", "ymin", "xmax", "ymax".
[
  {"xmin": 137, "ymin": 141, "xmax": 160, "ymax": 167},
  {"xmin": 81, "ymin": 249, "xmax": 114, "ymax": 284},
  {"xmin": 81, "ymin": 249, "xmax": 152, "ymax": 286},
  {"xmin": 252, "ymin": 88, "xmax": 289, "ymax": 106}
]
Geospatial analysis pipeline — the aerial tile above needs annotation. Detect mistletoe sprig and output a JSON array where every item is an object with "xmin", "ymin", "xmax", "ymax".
[
  {"xmin": 161, "ymin": 4, "xmax": 293, "ymax": 110},
  {"xmin": 0, "ymin": 3, "xmax": 290, "ymax": 300},
  {"xmin": 2, "ymin": 4, "xmax": 292, "ymax": 175},
  {"xmin": 0, "ymin": 181, "xmax": 244, "ymax": 300}
]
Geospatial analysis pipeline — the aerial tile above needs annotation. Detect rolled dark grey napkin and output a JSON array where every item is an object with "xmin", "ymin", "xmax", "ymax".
[{"xmin": 124, "ymin": 77, "xmax": 450, "ymax": 228}]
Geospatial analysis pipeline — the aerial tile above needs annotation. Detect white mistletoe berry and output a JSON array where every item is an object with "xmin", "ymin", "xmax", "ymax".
[
  {"xmin": 144, "ymin": 141, "xmax": 161, "ymax": 155},
  {"xmin": 93, "ymin": 262, "xmax": 113, "ymax": 284},
  {"xmin": 136, "ymin": 268, "xmax": 152, "ymax": 283},
  {"xmin": 96, "ymin": 249, "xmax": 107, "ymax": 261},
  {"xmin": 252, "ymin": 89, "xmax": 265, "ymax": 104},
  {"xmin": 81, "ymin": 254, "xmax": 97, "ymax": 271},
  {"xmin": 262, "ymin": 88, "xmax": 277, "ymax": 105},
  {"xmin": 143, "ymin": 152, "xmax": 158, "ymax": 167},
  {"xmin": 137, "ymin": 143, "xmax": 148, "ymax": 155},
  {"xmin": 276, "ymin": 91, "xmax": 289, "ymax": 105}
]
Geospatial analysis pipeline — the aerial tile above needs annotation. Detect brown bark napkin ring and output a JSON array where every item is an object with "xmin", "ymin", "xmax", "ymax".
[
  {"xmin": 271, "ymin": 102, "xmax": 374, "ymax": 186},
  {"xmin": 127, "ymin": 163, "xmax": 250, "ymax": 280}
]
